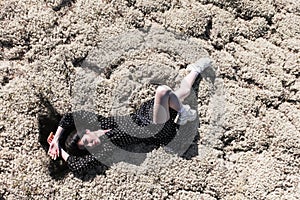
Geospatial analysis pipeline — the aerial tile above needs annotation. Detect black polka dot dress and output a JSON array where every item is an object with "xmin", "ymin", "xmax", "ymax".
[
  {"xmin": 59, "ymin": 98, "xmax": 179, "ymax": 174},
  {"xmin": 67, "ymin": 154, "xmax": 100, "ymax": 174}
]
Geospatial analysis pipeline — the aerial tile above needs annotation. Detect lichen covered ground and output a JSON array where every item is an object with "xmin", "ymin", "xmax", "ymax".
[{"xmin": 0, "ymin": 0, "xmax": 299, "ymax": 199}]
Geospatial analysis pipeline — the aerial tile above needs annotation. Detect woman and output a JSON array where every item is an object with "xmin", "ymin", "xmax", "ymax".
[{"xmin": 47, "ymin": 57, "xmax": 212, "ymax": 174}]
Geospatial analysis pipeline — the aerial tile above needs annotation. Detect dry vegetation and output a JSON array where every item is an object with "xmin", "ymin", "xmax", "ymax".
[{"xmin": 0, "ymin": 0, "xmax": 299, "ymax": 199}]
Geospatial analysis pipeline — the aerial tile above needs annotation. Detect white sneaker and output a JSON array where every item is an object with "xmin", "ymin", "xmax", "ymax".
[
  {"xmin": 174, "ymin": 105, "xmax": 197, "ymax": 125},
  {"xmin": 187, "ymin": 57, "xmax": 212, "ymax": 73}
]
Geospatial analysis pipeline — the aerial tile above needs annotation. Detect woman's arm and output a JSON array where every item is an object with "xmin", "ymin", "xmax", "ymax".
[
  {"xmin": 48, "ymin": 112, "xmax": 76, "ymax": 160},
  {"xmin": 47, "ymin": 127, "xmax": 70, "ymax": 161},
  {"xmin": 60, "ymin": 148, "xmax": 69, "ymax": 161},
  {"xmin": 48, "ymin": 126, "xmax": 64, "ymax": 160}
]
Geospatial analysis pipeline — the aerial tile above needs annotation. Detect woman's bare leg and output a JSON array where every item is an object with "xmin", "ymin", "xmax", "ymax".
[
  {"xmin": 175, "ymin": 57, "xmax": 212, "ymax": 101},
  {"xmin": 153, "ymin": 57, "xmax": 212, "ymax": 124},
  {"xmin": 153, "ymin": 85, "xmax": 182, "ymax": 124},
  {"xmin": 174, "ymin": 71, "xmax": 199, "ymax": 101},
  {"xmin": 152, "ymin": 70, "xmax": 200, "ymax": 124}
]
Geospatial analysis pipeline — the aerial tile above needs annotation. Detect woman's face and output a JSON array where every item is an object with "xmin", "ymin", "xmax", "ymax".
[{"xmin": 77, "ymin": 131, "xmax": 100, "ymax": 149}]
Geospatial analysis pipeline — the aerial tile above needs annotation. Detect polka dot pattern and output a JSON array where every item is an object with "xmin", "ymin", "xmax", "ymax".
[
  {"xmin": 60, "ymin": 98, "xmax": 180, "ymax": 174},
  {"xmin": 67, "ymin": 154, "xmax": 100, "ymax": 174}
]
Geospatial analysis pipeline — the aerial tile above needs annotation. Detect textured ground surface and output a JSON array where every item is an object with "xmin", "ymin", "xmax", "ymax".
[{"xmin": 0, "ymin": 0, "xmax": 299, "ymax": 199}]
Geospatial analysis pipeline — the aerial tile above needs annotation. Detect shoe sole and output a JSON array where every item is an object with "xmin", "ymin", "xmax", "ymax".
[{"xmin": 175, "ymin": 112, "xmax": 197, "ymax": 125}]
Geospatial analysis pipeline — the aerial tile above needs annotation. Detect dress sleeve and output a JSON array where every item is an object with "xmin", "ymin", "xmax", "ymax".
[
  {"xmin": 98, "ymin": 116, "xmax": 118, "ymax": 130},
  {"xmin": 59, "ymin": 110, "xmax": 102, "ymax": 131},
  {"xmin": 58, "ymin": 113, "xmax": 75, "ymax": 130},
  {"xmin": 66, "ymin": 155, "xmax": 100, "ymax": 174}
]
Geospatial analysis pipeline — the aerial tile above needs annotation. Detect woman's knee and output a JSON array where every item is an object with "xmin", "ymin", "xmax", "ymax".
[
  {"xmin": 183, "ymin": 88, "xmax": 191, "ymax": 97},
  {"xmin": 156, "ymin": 85, "xmax": 172, "ymax": 97}
]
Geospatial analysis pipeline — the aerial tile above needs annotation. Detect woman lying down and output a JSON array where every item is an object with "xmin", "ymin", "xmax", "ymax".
[{"xmin": 47, "ymin": 57, "xmax": 212, "ymax": 175}]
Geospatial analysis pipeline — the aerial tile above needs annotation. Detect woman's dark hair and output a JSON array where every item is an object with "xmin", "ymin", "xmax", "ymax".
[{"xmin": 64, "ymin": 130, "xmax": 89, "ymax": 156}]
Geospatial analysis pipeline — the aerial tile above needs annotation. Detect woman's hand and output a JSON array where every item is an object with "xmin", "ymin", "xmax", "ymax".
[
  {"xmin": 47, "ymin": 126, "xmax": 64, "ymax": 160},
  {"xmin": 86, "ymin": 129, "xmax": 111, "ymax": 138},
  {"xmin": 48, "ymin": 139, "xmax": 60, "ymax": 160},
  {"xmin": 80, "ymin": 129, "xmax": 111, "ymax": 148}
]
